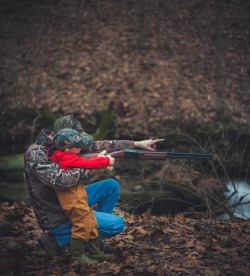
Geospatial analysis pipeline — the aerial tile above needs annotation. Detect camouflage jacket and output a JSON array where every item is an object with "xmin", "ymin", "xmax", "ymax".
[{"xmin": 24, "ymin": 128, "xmax": 134, "ymax": 230}]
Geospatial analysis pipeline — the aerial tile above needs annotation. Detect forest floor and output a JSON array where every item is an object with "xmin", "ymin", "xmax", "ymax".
[{"xmin": 0, "ymin": 201, "xmax": 249, "ymax": 276}]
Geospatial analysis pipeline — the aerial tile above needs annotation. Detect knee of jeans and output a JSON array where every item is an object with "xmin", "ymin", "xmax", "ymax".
[
  {"xmin": 118, "ymin": 216, "xmax": 125, "ymax": 232},
  {"xmin": 110, "ymin": 216, "xmax": 125, "ymax": 236},
  {"xmin": 107, "ymin": 178, "xmax": 120, "ymax": 194}
]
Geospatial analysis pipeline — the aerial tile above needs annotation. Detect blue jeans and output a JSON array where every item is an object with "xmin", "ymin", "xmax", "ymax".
[{"xmin": 50, "ymin": 178, "xmax": 124, "ymax": 247}]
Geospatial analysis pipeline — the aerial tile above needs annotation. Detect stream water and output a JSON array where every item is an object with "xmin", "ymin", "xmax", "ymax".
[
  {"xmin": 0, "ymin": 179, "xmax": 249, "ymax": 219},
  {"xmin": 218, "ymin": 180, "xmax": 250, "ymax": 220}
]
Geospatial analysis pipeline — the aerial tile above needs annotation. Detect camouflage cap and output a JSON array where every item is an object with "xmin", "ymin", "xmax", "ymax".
[
  {"xmin": 53, "ymin": 115, "xmax": 83, "ymax": 134},
  {"xmin": 53, "ymin": 128, "xmax": 94, "ymax": 151}
]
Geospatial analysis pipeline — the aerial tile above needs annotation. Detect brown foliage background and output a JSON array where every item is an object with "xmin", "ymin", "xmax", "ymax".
[{"xmin": 0, "ymin": 0, "xmax": 249, "ymax": 139}]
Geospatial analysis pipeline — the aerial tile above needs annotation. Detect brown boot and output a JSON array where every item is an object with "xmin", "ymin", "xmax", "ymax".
[
  {"xmin": 87, "ymin": 238, "xmax": 112, "ymax": 261},
  {"xmin": 70, "ymin": 238, "xmax": 98, "ymax": 265}
]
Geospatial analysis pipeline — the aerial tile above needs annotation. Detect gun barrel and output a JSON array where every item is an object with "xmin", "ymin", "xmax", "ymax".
[
  {"xmin": 84, "ymin": 149, "xmax": 213, "ymax": 160},
  {"xmin": 166, "ymin": 152, "xmax": 213, "ymax": 160},
  {"xmin": 117, "ymin": 149, "xmax": 213, "ymax": 160}
]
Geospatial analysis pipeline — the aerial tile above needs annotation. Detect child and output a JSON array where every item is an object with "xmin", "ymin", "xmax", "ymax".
[{"xmin": 47, "ymin": 128, "xmax": 115, "ymax": 265}]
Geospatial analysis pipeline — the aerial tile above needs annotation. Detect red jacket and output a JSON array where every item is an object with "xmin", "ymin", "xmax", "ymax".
[{"xmin": 47, "ymin": 147, "xmax": 110, "ymax": 170}]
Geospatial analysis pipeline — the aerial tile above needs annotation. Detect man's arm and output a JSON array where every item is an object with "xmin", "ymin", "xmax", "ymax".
[
  {"xmin": 89, "ymin": 139, "xmax": 163, "ymax": 152},
  {"xmin": 90, "ymin": 139, "xmax": 135, "ymax": 152}
]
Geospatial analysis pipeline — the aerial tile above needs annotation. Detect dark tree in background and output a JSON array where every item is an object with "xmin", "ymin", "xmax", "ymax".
[{"xmin": 215, "ymin": 0, "xmax": 225, "ymax": 120}]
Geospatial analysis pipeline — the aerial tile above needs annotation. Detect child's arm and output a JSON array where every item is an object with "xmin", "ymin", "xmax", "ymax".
[{"xmin": 58, "ymin": 151, "xmax": 112, "ymax": 169}]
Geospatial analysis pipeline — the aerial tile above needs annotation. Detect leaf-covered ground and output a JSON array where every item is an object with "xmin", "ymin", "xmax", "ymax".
[{"xmin": 0, "ymin": 201, "xmax": 249, "ymax": 276}]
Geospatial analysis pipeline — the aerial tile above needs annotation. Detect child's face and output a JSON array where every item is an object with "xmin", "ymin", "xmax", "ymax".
[{"xmin": 66, "ymin": 147, "xmax": 81, "ymax": 154}]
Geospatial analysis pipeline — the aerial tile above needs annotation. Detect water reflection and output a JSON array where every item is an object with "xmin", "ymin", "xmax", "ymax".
[{"xmin": 220, "ymin": 181, "xmax": 250, "ymax": 220}]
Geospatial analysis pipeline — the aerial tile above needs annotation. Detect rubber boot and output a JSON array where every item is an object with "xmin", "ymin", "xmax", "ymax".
[
  {"xmin": 38, "ymin": 232, "xmax": 61, "ymax": 259},
  {"xmin": 87, "ymin": 238, "xmax": 112, "ymax": 261},
  {"xmin": 70, "ymin": 238, "xmax": 98, "ymax": 265},
  {"xmin": 99, "ymin": 239, "xmax": 117, "ymax": 254}
]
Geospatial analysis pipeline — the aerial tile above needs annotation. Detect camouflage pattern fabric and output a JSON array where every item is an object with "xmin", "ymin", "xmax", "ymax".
[
  {"xmin": 53, "ymin": 115, "xmax": 83, "ymax": 134},
  {"xmin": 24, "ymin": 129, "xmax": 92, "ymax": 230},
  {"xmin": 89, "ymin": 139, "xmax": 135, "ymax": 153},
  {"xmin": 53, "ymin": 128, "xmax": 94, "ymax": 151}
]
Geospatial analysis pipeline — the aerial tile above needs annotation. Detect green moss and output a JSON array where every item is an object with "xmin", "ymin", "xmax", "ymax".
[
  {"xmin": 92, "ymin": 102, "xmax": 113, "ymax": 140},
  {"xmin": 0, "ymin": 154, "xmax": 24, "ymax": 181}
]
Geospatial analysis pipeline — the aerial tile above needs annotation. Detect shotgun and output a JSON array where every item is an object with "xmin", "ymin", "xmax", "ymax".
[{"xmin": 83, "ymin": 149, "xmax": 213, "ymax": 161}]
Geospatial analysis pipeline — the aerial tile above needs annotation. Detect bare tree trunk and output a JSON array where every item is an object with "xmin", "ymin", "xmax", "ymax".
[
  {"xmin": 155, "ymin": 0, "xmax": 163, "ymax": 51},
  {"xmin": 137, "ymin": 0, "xmax": 145, "ymax": 51},
  {"xmin": 215, "ymin": 0, "xmax": 225, "ymax": 120}
]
